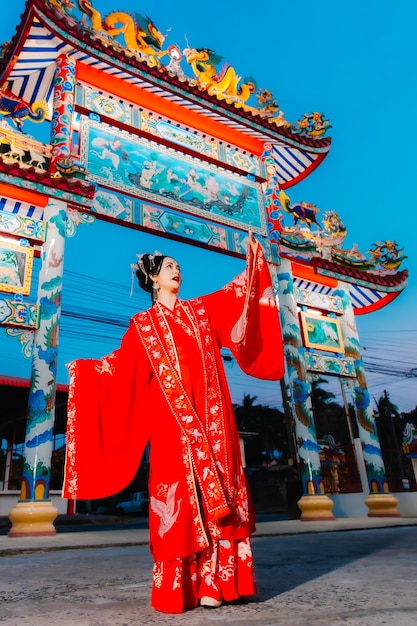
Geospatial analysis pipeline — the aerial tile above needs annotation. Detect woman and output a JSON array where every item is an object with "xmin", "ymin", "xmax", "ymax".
[{"xmin": 63, "ymin": 234, "xmax": 284, "ymax": 613}]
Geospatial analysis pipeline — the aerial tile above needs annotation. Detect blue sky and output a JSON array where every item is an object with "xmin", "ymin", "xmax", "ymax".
[{"xmin": 1, "ymin": 0, "xmax": 416, "ymax": 412}]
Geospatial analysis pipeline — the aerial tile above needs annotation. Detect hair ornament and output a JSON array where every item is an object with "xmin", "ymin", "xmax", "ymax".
[{"xmin": 133, "ymin": 250, "xmax": 166, "ymax": 301}]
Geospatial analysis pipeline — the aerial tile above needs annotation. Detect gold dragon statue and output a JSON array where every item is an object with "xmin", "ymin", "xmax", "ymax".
[
  {"xmin": 183, "ymin": 47, "xmax": 256, "ymax": 104},
  {"xmin": 77, "ymin": 0, "xmax": 166, "ymax": 67}
]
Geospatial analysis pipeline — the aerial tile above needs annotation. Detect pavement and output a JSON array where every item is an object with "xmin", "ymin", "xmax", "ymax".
[
  {"xmin": 3, "ymin": 515, "xmax": 417, "ymax": 625},
  {"xmin": 1, "ymin": 513, "xmax": 417, "ymax": 555}
]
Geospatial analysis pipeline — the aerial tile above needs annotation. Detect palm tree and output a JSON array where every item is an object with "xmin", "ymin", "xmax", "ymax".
[
  {"xmin": 310, "ymin": 377, "xmax": 352, "ymax": 446},
  {"xmin": 311, "ymin": 376, "xmax": 336, "ymax": 409},
  {"xmin": 375, "ymin": 390, "xmax": 401, "ymax": 420},
  {"xmin": 374, "ymin": 390, "xmax": 405, "ymax": 488},
  {"xmin": 234, "ymin": 393, "xmax": 288, "ymax": 466},
  {"xmin": 310, "ymin": 377, "xmax": 362, "ymax": 492}
]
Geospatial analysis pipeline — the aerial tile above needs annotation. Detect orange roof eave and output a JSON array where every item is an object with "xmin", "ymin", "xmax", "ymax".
[
  {"xmin": 76, "ymin": 62, "xmax": 266, "ymax": 155},
  {"xmin": 290, "ymin": 260, "xmax": 338, "ymax": 288},
  {"xmin": 290, "ymin": 260, "xmax": 406, "ymax": 315},
  {"xmin": 0, "ymin": 182, "xmax": 48, "ymax": 207}
]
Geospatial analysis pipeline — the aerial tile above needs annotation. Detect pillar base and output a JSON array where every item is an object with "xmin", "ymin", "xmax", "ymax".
[
  {"xmin": 297, "ymin": 494, "xmax": 335, "ymax": 521},
  {"xmin": 365, "ymin": 493, "xmax": 400, "ymax": 517},
  {"xmin": 8, "ymin": 500, "xmax": 59, "ymax": 537}
]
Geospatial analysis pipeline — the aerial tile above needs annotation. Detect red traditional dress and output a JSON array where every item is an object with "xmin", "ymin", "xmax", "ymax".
[{"xmin": 63, "ymin": 243, "xmax": 284, "ymax": 613}]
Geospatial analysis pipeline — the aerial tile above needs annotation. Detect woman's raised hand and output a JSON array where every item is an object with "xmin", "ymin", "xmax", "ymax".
[{"xmin": 248, "ymin": 231, "xmax": 258, "ymax": 255}]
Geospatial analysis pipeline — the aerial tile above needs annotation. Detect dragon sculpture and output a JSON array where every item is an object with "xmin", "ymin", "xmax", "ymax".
[
  {"xmin": 255, "ymin": 89, "xmax": 291, "ymax": 127},
  {"xmin": 294, "ymin": 112, "xmax": 331, "ymax": 137},
  {"xmin": 183, "ymin": 47, "xmax": 256, "ymax": 103},
  {"xmin": 368, "ymin": 240, "xmax": 407, "ymax": 271},
  {"xmin": 278, "ymin": 191, "xmax": 350, "ymax": 256},
  {"xmin": 0, "ymin": 86, "xmax": 48, "ymax": 132},
  {"xmin": 76, "ymin": 0, "xmax": 166, "ymax": 66},
  {"xmin": 279, "ymin": 189, "xmax": 321, "ymax": 230},
  {"xmin": 278, "ymin": 188, "xmax": 406, "ymax": 274},
  {"xmin": 47, "ymin": 0, "xmax": 75, "ymax": 13},
  {"xmin": 330, "ymin": 239, "xmax": 407, "ymax": 272}
]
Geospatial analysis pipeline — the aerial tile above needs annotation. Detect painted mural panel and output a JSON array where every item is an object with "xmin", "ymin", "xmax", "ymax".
[
  {"xmin": 0, "ymin": 211, "xmax": 46, "ymax": 243},
  {"xmin": 0, "ymin": 299, "xmax": 39, "ymax": 328},
  {"xmin": 92, "ymin": 188, "xmax": 134, "ymax": 221},
  {"xmin": 0, "ymin": 240, "xmax": 34, "ymax": 295},
  {"xmin": 81, "ymin": 119, "xmax": 267, "ymax": 234},
  {"xmin": 304, "ymin": 351, "xmax": 355, "ymax": 377},
  {"xmin": 91, "ymin": 186, "xmax": 265, "ymax": 254},
  {"xmin": 77, "ymin": 85, "xmax": 264, "ymax": 177},
  {"xmin": 141, "ymin": 114, "xmax": 218, "ymax": 160},
  {"xmin": 141, "ymin": 203, "xmax": 228, "ymax": 248},
  {"xmin": 300, "ymin": 311, "xmax": 345, "ymax": 354}
]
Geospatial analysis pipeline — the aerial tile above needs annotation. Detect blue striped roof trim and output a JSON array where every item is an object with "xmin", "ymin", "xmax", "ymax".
[
  {"xmin": 348, "ymin": 284, "xmax": 384, "ymax": 309},
  {"xmin": 294, "ymin": 276, "xmax": 384, "ymax": 311},
  {"xmin": 8, "ymin": 28, "xmax": 67, "ymax": 71},
  {"xmin": 0, "ymin": 199, "xmax": 43, "ymax": 220},
  {"xmin": 294, "ymin": 278, "xmax": 333, "ymax": 296},
  {"xmin": 282, "ymin": 146, "xmax": 314, "ymax": 169},
  {"xmin": 9, "ymin": 64, "xmax": 56, "ymax": 105},
  {"xmin": 273, "ymin": 144, "xmax": 317, "ymax": 184}
]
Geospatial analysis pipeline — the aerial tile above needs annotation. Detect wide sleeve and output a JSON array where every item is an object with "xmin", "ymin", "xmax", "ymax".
[
  {"xmin": 62, "ymin": 321, "xmax": 151, "ymax": 501},
  {"xmin": 203, "ymin": 241, "xmax": 285, "ymax": 380}
]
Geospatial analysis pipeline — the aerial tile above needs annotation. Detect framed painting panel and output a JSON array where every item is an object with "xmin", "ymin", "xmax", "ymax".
[
  {"xmin": 300, "ymin": 311, "xmax": 345, "ymax": 354},
  {"xmin": 80, "ymin": 119, "xmax": 267, "ymax": 235},
  {"xmin": 0, "ymin": 240, "xmax": 34, "ymax": 296}
]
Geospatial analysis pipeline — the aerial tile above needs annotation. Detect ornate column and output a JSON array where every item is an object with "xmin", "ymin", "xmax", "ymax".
[
  {"xmin": 49, "ymin": 53, "xmax": 76, "ymax": 175},
  {"xmin": 261, "ymin": 143, "xmax": 283, "ymax": 262},
  {"xmin": 276, "ymin": 259, "xmax": 334, "ymax": 520},
  {"xmin": 8, "ymin": 199, "xmax": 68, "ymax": 536},
  {"xmin": 338, "ymin": 281, "xmax": 399, "ymax": 516}
]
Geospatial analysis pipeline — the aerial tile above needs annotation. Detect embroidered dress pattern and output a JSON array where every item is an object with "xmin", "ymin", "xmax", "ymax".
[
  {"xmin": 133, "ymin": 304, "xmax": 231, "ymax": 521},
  {"xmin": 63, "ymin": 361, "xmax": 78, "ymax": 498}
]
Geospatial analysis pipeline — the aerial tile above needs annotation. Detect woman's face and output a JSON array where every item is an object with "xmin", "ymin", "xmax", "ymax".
[{"xmin": 154, "ymin": 257, "xmax": 182, "ymax": 294}]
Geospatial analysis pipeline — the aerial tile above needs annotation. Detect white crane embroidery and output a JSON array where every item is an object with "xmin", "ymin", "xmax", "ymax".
[{"xmin": 150, "ymin": 482, "xmax": 182, "ymax": 537}]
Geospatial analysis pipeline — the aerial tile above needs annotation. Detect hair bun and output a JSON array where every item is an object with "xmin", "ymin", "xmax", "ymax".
[{"xmin": 135, "ymin": 252, "xmax": 166, "ymax": 293}]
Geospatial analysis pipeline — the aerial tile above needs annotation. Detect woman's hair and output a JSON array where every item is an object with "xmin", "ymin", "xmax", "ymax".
[{"xmin": 135, "ymin": 252, "xmax": 166, "ymax": 302}]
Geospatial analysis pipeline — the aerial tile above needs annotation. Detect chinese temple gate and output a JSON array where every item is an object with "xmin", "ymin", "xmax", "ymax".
[{"xmin": 0, "ymin": 0, "xmax": 410, "ymax": 536}]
